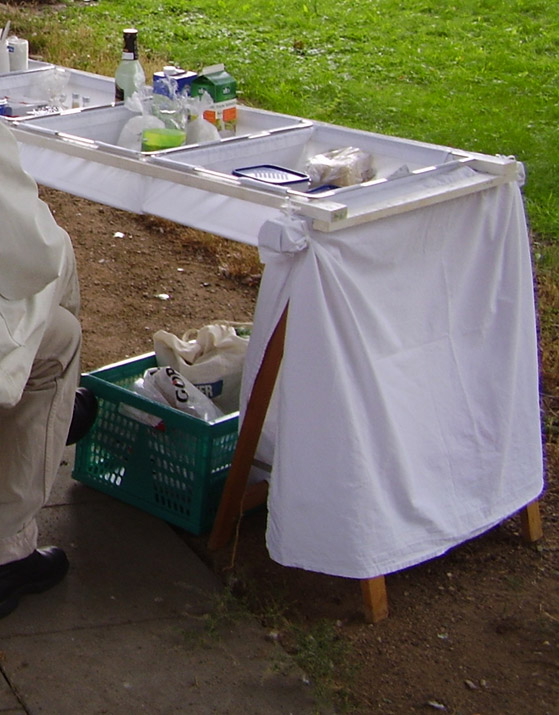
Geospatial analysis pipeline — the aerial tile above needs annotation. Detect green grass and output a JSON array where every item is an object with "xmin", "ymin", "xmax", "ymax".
[
  {"xmin": 2, "ymin": 0, "xmax": 558, "ymax": 237},
  {"xmin": 288, "ymin": 620, "xmax": 358, "ymax": 709},
  {"xmin": 6, "ymin": 3, "xmax": 559, "ymax": 395}
]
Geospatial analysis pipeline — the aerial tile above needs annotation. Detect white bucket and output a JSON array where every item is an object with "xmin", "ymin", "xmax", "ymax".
[{"xmin": 8, "ymin": 37, "xmax": 29, "ymax": 72}]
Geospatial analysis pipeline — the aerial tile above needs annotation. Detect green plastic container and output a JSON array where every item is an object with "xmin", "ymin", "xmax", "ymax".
[
  {"xmin": 141, "ymin": 127, "xmax": 186, "ymax": 152},
  {"xmin": 72, "ymin": 353, "xmax": 239, "ymax": 535}
]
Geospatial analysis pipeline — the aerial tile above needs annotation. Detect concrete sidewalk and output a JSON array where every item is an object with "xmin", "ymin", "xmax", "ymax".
[{"xmin": 0, "ymin": 447, "xmax": 326, "ymax": 714}]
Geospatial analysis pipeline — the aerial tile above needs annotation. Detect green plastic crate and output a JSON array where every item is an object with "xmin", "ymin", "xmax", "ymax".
[{"xmin": 72, "ymin": 353, "xmax": 239, "ymax": 535}]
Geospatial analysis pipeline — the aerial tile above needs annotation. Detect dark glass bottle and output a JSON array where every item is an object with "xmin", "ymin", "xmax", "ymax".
[{"xmin": 114, "ymin": 28, "xmax": 145, "ymax": 102}]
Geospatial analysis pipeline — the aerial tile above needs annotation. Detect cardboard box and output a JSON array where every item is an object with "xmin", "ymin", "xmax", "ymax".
[{"xmin": 152, "ymin": 66, "xmax": 197, "ymax": 98}]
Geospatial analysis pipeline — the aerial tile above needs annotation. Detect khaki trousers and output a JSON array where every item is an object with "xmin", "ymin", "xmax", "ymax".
[{"xmin": 0, "ymin": 305, "xmax": 81, "ymax": 564}]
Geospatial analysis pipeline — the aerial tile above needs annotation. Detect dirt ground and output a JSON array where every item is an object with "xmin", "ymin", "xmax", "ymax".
[{"xmin": 41, "ymin": 185, "xmax": 558, "ymax": 715}]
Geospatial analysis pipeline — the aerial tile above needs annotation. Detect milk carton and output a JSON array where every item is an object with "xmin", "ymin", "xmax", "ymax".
[{"xmin": 190, "ymin": 63, "xmax": 237, "ymax": 137}]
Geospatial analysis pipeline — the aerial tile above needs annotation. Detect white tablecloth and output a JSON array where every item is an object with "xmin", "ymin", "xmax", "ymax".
[{"xmin": 241, "ymin": 167, "xmax": 544, "ymax": 579}]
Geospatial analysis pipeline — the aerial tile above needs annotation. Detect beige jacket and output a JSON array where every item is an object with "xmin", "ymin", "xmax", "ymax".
[{"xmin": 0, "ymin": 121, "xmax": 79, "ymax": 407}]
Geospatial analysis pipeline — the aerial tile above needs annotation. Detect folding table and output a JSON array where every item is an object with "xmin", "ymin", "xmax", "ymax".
[{"xmin": 2, "ymin": 68, "xmax": 544, "ymax": 622}]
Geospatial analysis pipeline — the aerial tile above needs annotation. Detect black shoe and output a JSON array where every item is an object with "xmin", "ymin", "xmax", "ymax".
[
  {"xmin": 0, "ymin": 546, "xmax": 69, "ymax": 618},
  {"xmin": 66, "ymin": 386, "xmax": 98, "ymax": 446}
]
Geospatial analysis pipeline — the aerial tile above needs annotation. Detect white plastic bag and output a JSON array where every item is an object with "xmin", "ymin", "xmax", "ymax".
[
  {"xmin": 121, "ymin": 366, "xmax": 224, "ymax": 426},
  {"xmin": 117, "ymin": 114, "xmax": 166, "ymax": 150},
  {"xmin": 153, "ymin": 323, "xmax": 251, "ymax": 414},
  {"xmin": 117, "ymin": 88, "xmax": 189, "ymax": 150},
  {"xmin": 305, "ymin": 146, "xmax": 375, "ymax": 187},
  {"xmin": 186, "ymin": 91, "xmax": 220, "ymax": 144}
]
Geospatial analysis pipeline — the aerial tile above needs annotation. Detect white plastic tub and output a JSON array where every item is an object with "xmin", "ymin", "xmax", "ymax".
[
  {"xmin": 14, "ymin": 102, "xmax": 312, "ymax": 155},
  {"xmin": 0, "ymin": 59, "xmax": 53, "ymax": 76},
  {"xmin": 151, "ymin": 120, "xmax": 457, "ymax": 195},
  {"xmin": 0, "ymin": 66, "xmax": 115, "ymax": 117}
]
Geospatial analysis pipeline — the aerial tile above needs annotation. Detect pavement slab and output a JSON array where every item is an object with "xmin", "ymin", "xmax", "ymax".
[{"xmin": 0, "ymin": 449, "xmax": 328, "ymax": 714}]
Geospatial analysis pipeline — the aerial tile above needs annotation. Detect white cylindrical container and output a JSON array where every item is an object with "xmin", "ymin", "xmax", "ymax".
[
  {"xmin": 8, "ymin": 37, "xmax": 28, "ymax": 72},
  {"xmin": 0, "ymin": 43, "xmax": 10, "ymax": 74}
]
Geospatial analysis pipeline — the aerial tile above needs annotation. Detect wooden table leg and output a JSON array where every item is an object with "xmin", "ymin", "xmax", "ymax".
[
  {"xmin": 519, "ymin": 499, "xmax": 543, "ymax": 543},
  {"xmin": 361, "ymin": 576, "xmax": 389, "ymax": 624},
  {"xmin": 208, "ymin": 305, "xmax": 288, "ymax": 551}
]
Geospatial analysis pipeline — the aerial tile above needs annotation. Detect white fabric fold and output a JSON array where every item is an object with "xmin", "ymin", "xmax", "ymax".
[
  {"xmin": 257, "ymin": 211, "xmax": 309, "ymax": 262},
  {"xmin": 241, "ymin": 179, "xmax": 543, "ymax": 579}
]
